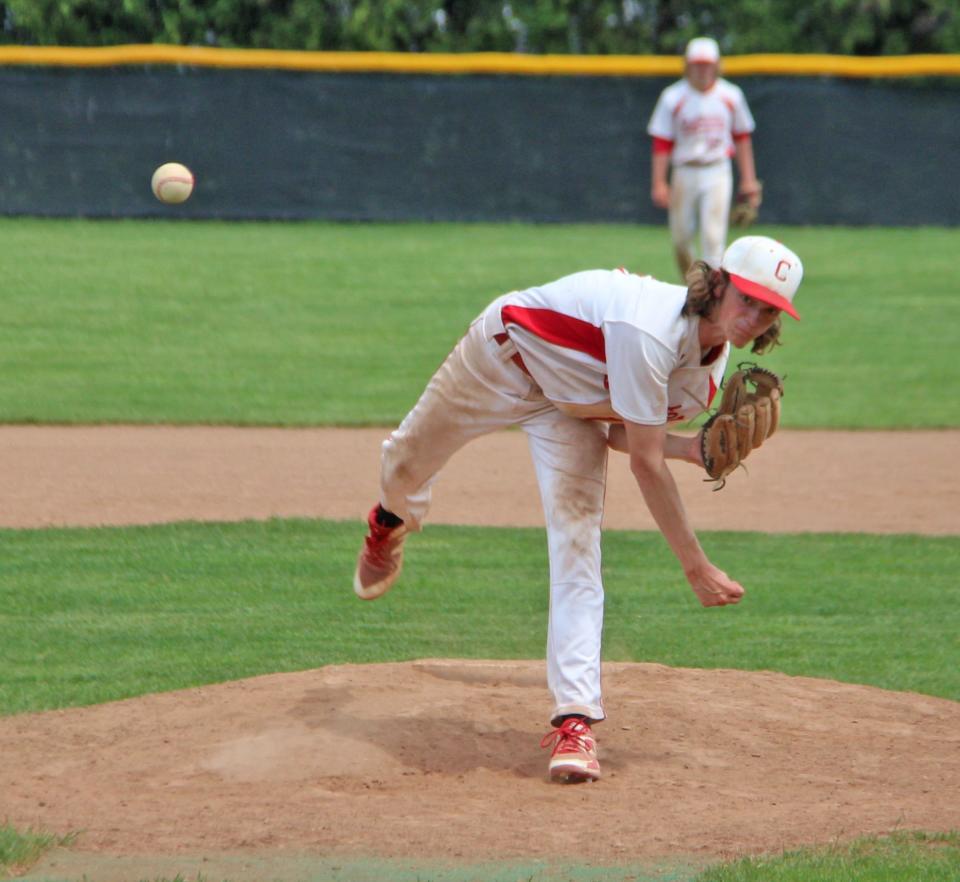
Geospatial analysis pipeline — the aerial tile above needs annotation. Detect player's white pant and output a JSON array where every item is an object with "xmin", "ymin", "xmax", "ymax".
[
  {"xmin": 379, "ymin": 306, "xmax": 609, "ymax": 725},
  {"xmin": 669, "ymin": 160, "xmax": 733, "ymax": 268}
]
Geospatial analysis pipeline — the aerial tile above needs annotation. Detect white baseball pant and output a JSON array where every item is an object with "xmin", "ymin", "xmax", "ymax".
[
  {"xmin": 379, "ymin": 300, "xmax": 610, "ymax": 725},
  {"xmin": 669, "ymin": 160, "xmax": 733, "ymax": 268}
]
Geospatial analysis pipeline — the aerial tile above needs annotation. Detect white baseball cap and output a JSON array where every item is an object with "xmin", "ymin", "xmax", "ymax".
[
  {"xmin": 721, "ymin": 236, "xmax": 804, "ymax": 320},
  {"xmin": 685, "ymin": 37, "xmax": 720, "ymax": 64}
]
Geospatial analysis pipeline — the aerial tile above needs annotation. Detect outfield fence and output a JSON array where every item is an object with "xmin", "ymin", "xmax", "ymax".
[{"xmin": 2, "ymin": 47, "xmax": 959, "ymax": 224}]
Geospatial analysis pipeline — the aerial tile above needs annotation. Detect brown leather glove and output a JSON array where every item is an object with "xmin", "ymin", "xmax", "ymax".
[
  {"xmin": 730, "ymin": 180, "xmax": 763, "ymax": 228},
  {"xmin": 699, "ymin": 363, "xmax": 783, "ymax": 488}
]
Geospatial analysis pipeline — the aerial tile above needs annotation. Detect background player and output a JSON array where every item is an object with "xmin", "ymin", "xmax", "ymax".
[
  {"xmin": 648, "ymin": 37, "xmax": 762, "ymax": 277},
  {"xmin": 353, "ymin": 236, "xmax": 803, "ymax": 784}
]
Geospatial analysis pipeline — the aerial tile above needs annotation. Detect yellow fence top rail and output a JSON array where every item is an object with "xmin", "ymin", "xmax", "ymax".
[{"xmin": 2, "ymin": 44, "xmax": 960, "ymax": 77}]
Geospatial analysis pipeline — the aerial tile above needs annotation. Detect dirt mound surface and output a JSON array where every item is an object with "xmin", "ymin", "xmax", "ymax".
[{"xmin": 3, "ymin": 660, "xmax": 959, "ymax": 864}]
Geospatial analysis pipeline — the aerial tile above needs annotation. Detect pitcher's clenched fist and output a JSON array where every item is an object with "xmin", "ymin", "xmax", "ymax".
[{"xmin": 685, "ymin": 562, "xmax": 745, "ymax": 607}]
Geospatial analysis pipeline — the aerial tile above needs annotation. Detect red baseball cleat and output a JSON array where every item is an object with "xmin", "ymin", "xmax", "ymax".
[
  {"xmin": 353, "ymin": 505, "xmax": 408, "ymax": 600},
  {"xmin": 540, "ymin": 717, "xmax": 601, "ymax": 783}
]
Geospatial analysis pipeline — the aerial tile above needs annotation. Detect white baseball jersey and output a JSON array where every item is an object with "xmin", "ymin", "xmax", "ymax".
[
  {"xmin": 647, "ymin": 78, "xmax": 755, "ymax": 166},
  {"xmin": 483, "ymin": 269, "xmax": 728, "ymax": 425}
]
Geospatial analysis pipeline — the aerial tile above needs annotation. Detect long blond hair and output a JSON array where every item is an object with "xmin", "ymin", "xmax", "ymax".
[{"xmin": 681, "ymin": 261, "xmax": 781, "ymax": 355}]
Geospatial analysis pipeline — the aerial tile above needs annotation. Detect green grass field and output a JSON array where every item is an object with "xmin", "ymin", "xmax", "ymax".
[
  {"xmin": 2, "ymin": 219, "xmax": 958, "ymax": 882},
  {"xmin": 698, "ymin": 831, "xmax": 960, "ymax": 882},
  {"xmin": 1, "ymin": 219, "xmax": 958, "ymax": 427},
  {"xmin": 3, "ymin": 521, "xmax": 959, "ymax": 715},
  {"xmin": 6, "ymin": 834, "xmax": 959, "ymax": 882}
]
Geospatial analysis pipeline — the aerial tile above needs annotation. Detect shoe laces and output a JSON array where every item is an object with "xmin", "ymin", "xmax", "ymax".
[
  {"xmin": 540, "ymin": 717, "xmax": 594, "ymax": 755},
  {"xmin": 364, "ymin": 521, "xmax": 401, "ymax": 563}
]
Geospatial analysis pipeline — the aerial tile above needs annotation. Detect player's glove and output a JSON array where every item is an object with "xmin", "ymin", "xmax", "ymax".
[
  {"xmin": 699, "ymin": 363, "xmax": 783, "ymax": 489},
  {"xmin": 730, "ymin": 181, "xmax": 763, "ymax": 228}
]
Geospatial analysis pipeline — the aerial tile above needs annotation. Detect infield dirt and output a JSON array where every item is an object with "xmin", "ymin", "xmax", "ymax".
[{"xmin": 1, "ymin": 426, "xmax": 957, "ymax": 533}]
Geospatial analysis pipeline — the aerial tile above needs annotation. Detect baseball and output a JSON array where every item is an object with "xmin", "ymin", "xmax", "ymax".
[{"xmin": 151, "ymin": 162, "xmax": 194, "ymax": 204}]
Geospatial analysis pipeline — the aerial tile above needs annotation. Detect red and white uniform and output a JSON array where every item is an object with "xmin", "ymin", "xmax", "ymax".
[
  {"xmin": 648, "ymin": 78, "xmax": 755, "ymax": 266},
  {"xmin": 491, "ymin": 269, "xmax": 728, "ymax": 424},
  {"xmin": 379, "ymin": 270, "xmax": 727, "ymax": 724}
]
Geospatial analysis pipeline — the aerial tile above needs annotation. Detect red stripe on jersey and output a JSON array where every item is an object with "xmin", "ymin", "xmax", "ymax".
[
  {"xmin": 501, "ymin": 305, "xmax": 607, "ymax": 362},
  {"xmin": 652, "ymin": 136, "xmax": 674, "ymax": 154},
  {"xmin": 732, "ymin": 131, "xmax": 752, "ymax": 142},
  {"xmin": 708, "ymin": 375, "xmax": 718, "ymax": 406}
]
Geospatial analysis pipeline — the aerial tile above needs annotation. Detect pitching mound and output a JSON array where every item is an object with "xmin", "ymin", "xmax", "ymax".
[{"xmin": 3, "ymin": 659, "xmax": 959, "ymax": 866}]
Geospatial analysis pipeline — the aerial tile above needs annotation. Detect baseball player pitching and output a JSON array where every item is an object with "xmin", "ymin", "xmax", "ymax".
[
  {"xmin": 648, "ymin": 37, "xmax": 762, "ymax": 277},
  {"xmin": 354, "ymin": 235, "xmax": 803, "ymax": 783}
]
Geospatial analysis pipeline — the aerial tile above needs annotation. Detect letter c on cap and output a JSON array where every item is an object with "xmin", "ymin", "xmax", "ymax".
[{"xmin": 775, "ymin": 260, "xmax": 791, "ymax": 281}]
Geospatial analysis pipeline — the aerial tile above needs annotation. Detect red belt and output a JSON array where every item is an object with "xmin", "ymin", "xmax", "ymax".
[{"xmin": 493, "ymin": 332, "xmax": 533, "ymax": 378}]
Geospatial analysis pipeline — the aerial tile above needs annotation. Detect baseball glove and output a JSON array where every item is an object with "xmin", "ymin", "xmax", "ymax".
[
  {"xmin": 699, "ymin": 363, "xmax": 783, "ymax": 489},
  {"xmin": 730, "ymin": 181, "xmax": 763, "ymax": 228}
]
